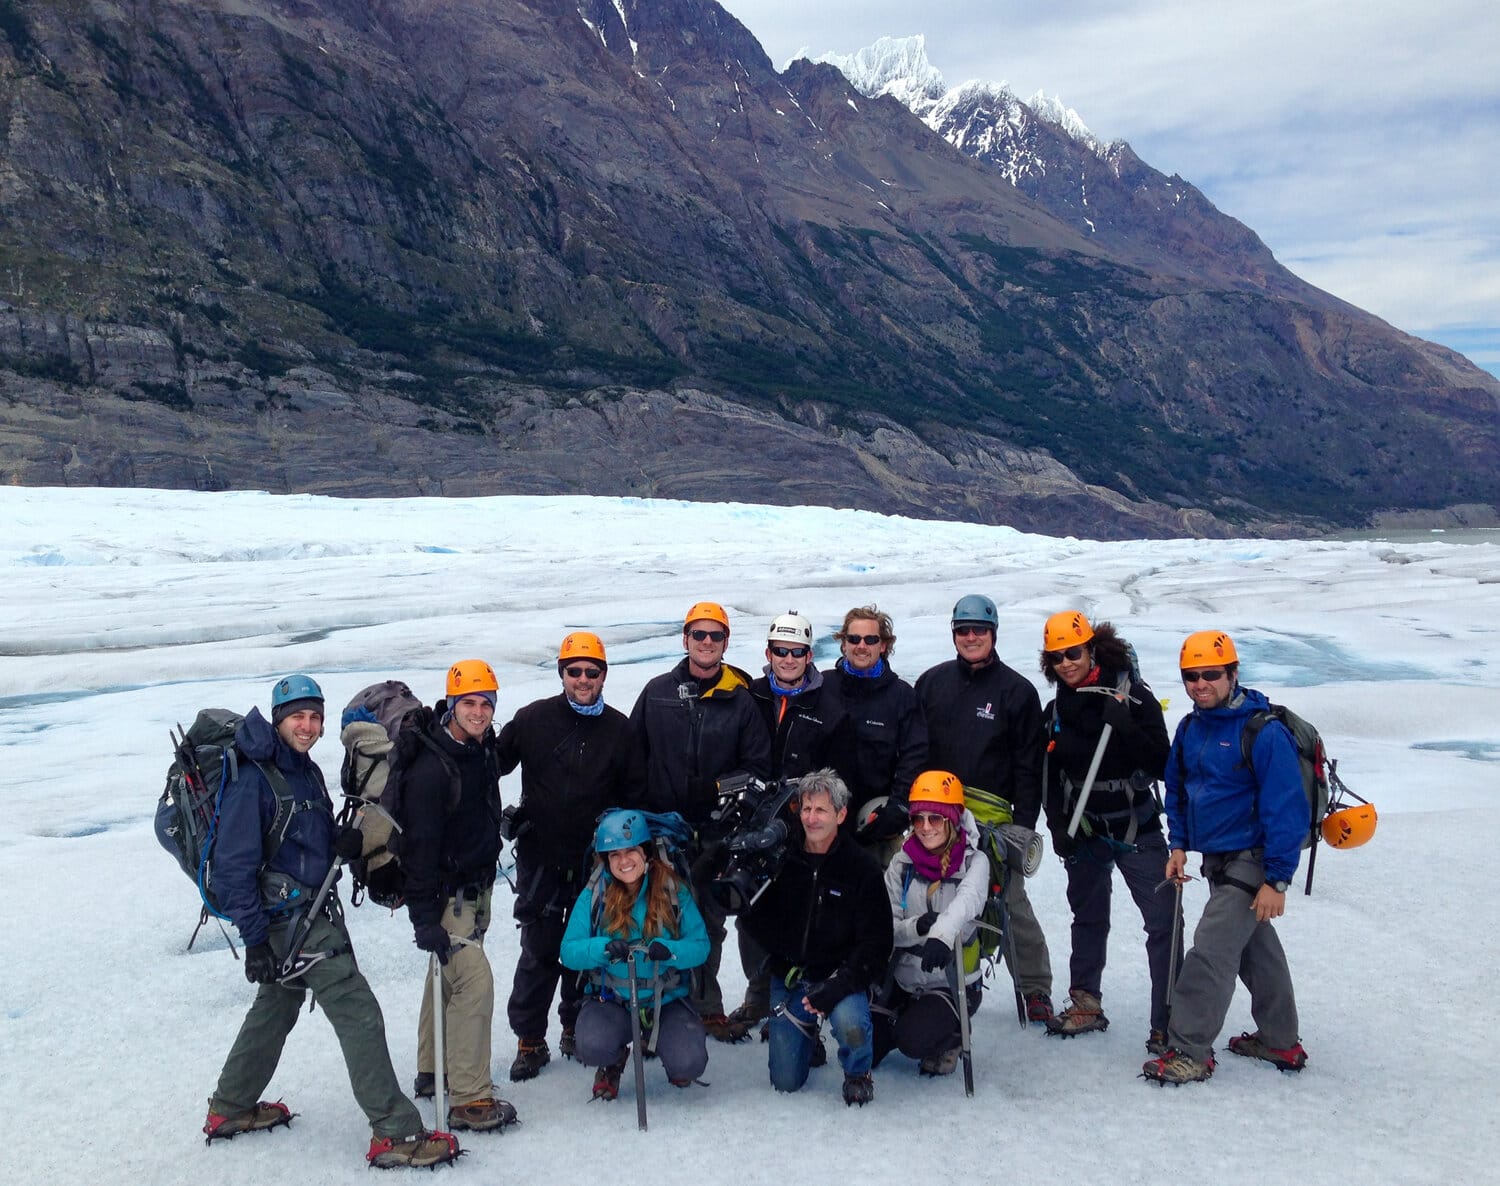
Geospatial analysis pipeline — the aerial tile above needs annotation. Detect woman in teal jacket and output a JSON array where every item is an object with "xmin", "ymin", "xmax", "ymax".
[{"xmin": 561, "ymin": 809, "xmax": 710, "ymax": 1100}]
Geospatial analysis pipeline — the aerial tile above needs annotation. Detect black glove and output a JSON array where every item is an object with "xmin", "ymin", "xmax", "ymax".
[
  {"xmin": 1100, "ymin": 693, "xmax": 1135, "ymax": 732},
  {"xmin": 414, "ymin": 922, "xmax": 452, "ymax": 965},
  {"xmin": 645, "ymin": 940, "xmax": 673, "ymax": 962},
  {"xmin": 334, "ymin": 825, "xmax": 364, "ymax": 861},
  {"xmin": 914, "ymin": 910, "xmax": 939, "ymax": 936},
  {"xmin": 1048, "ymin": 822, "xmax": 1077, "ymax": 860},
  {"xmin": 244, "ymin": 942, "xmax": 278, "ymax": 985},
  {"xmin": 802, "ymin": 977, "xmax": 844, "ymax": 1016},
  {"xmin": 604, "ymin": 938, "xmax": 631, "ymax": 962},
  {"xmin": 860, "ymin": 798, "xmax": 910, "ymax": 841},
  {"xmin": 920, "ymin": 937, "xmax": 952, "ymax": 972}
]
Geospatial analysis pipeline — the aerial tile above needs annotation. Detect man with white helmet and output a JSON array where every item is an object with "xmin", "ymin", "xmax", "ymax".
[{"xmin": 494, "ymin": 632, "xmax": 646, "ymax": 1081}]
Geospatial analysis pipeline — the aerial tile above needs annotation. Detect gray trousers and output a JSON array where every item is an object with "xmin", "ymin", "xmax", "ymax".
[
  {"xmin": 574, "ymin": 997, "xmax": 708, "ymax": 1084},
  {"xmin": 1005, "ymin": 871, "xmax": 1054, "ymax": 997},
  {"xmin": 212, "ymin": 912, "xmax": 423, "ymax": 1140},
  {"xmin": 1168, "ymin": 849, "xmax": 1299, "ymax": 1062}
]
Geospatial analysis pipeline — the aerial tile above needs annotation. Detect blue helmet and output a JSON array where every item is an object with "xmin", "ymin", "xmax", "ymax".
[
  {"xmin": 594, "ymin": 809, "xmax": 650, "ymax": 854},
  {"xmin": 951, "ymin": 594, "xmax": 998, "ymax": 630},
  {"xmin": 272, "ymin": 673, "xmax": 324, "ymax": 708}
]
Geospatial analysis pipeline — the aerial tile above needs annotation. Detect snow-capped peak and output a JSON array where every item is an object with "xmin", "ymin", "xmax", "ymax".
[{"xmin": 1027, "ymin": 90, "xmax": 1102, "ymax": 153}]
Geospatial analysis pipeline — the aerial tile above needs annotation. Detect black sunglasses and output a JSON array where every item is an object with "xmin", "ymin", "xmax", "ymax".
[
  {"xmin": 843, "ymin": 633, "xmax": 883, "ymax": 646},
  {"xmin": 687, "ymin": 629, "xmax": 727, "ymax": 643},
  {"xmin": 1181, "ymin": 668, "xmax": 1227, "ymax": 684},
  {"xmin": 769, "ymin": 645, "xmax": 810, "ymax": 658},
  {"xmin": 953, "ymin": 624, "xmax": 991, "ymax": 638},
  {"xmin": 1044, "ymin": 645, "xmax": 1088, "ymax": 665},
  {"xmin": 563, "ymin": 665, "xmax": 603, "ymax": 680}
]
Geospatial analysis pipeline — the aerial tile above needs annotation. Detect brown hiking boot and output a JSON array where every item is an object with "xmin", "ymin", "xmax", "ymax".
[
  {"xmin": 592, "ymin": 1058, "xmax": 626, "ymax": 1101},
  {"xmin": 558, "ymin": 1027, "xmax": 577, "ymax": 1059},
  {"xmin": 411, "ymin": 1071, "xmax": 434, "ymax": 1100},
  {"xmin": 918, "ymin": 1048, "xmax": 960, "ymax": 1077},
  {"xmin": 1145, "ymin": 1029, "xmax": 1169, "ymax": 1055},
  {"xmin": 1141, "ymin": 1049, "xmax": 1215, "ymax": 1085},
  {"xmin": 1024, "ymin": 992, "xmax": 1055, "ymax": 1024},
  {"xmin": 701, "ymin": 1012, "xmax": 751, "ymax": 1043},
  {"xmin": 446, "ymin": 1097, "xmax": 518, "ymax": 1132},
  {"xmin": 1046, "ymin": 989, "xmax": 1109, "ymax": 1037},
  {"xmin": 509, "ymin": 1038, "xmax": 551, "ymax": 1082},
  {"xmin": 1228, "ymin": 1031, "xmax": 1308, "ymax": 1071},
  {"xmin": 202, "ymin": 1099, "xmax": 294, "ymax": 1143},
  {"xmin": 366, "ymin": 1131, "xmax": 462, "ymax": 1168}
]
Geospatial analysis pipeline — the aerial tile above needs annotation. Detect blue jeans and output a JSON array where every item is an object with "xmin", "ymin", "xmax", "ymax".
[{"xmin": 767, "ymin": 979, "xmax": 872, "ymax": 1092}]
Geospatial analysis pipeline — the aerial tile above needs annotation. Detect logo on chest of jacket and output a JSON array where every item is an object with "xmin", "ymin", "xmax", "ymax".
[
  {"xmin": 864, "ymin": 718, "xmax": 886, "ymax": 728},
  {"xmin": 975, "ymin": 703, "xmax": 995, "ymax": 721}
]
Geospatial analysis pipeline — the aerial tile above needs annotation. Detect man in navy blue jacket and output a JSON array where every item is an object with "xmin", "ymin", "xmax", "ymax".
[
  {"xmin": 206, "ymin": 675, "xmax": 458, "ymax": 1169},
  {"xmin": 1142, "ymin": 632, "xmax": 1309, "ymax": 1085}
]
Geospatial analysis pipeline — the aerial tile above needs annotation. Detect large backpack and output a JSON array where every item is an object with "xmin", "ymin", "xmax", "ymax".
[
  {"xmin": 1174, "ymin": 702, "xmax": 1330, "ymax": 850},
  {"xmin": 957, "ymin": 786, "xmax": 1041, "ymax": 972},
  {"xmin": 339, "ymin": 682, "xmax": 459, "ymax": 908},
  {"xmin": 155, "ymin": 708, "xmax": 295, "ymax": 934}
]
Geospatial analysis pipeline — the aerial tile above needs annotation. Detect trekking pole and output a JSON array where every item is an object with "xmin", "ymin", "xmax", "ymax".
[
  {"xmin": 946, "ymin": 956, "xmax": 974, "ymax": 1097},
  {"xmin": 1165, "ymin": 879, "xmax": 1184, "ymax": 1016},
  {"xmin": 1066, "ymin": 723, "xmax": 1114, "ymax": 839},
  {"xmin": 1000, "ymin": 899, "xmax": 1027, "ymax": 1029},
  {"xmin": 430, "ymin": 952, "xmax": 448, "ymax": 1133},
  {"xmin": 626, "ymin": 945, "xmax": 649, "ymax": 1132}
]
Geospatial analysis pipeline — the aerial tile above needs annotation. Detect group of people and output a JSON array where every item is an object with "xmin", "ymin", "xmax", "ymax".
[{"xmin": 197, "ymin": 597, "xmax": 1311, "ymax": 1165}]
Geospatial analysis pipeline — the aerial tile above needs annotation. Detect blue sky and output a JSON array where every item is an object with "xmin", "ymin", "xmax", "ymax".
[{"xmin": 725, "ymin": 1, "xmax": 1500, "ymax": 380}]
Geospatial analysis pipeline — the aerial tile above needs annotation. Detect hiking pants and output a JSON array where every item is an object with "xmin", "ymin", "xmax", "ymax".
[
  {"xmin": 574, "ymin": 997, "xmax": 708, "ymax": 1084},
  {"xmin": 506, "ymin": 862, "xmax": 584, "ymax": 1041},
  {"xmin": 1063, "ymin": 831, "xmax": 1181, "ymax": 1033},
  {"xmin": 688, "ymin": 859, "xmax": 729, "ymax": 1017},
  {"xmin": 873, "ymin": 983, "xmax": 981, "ymax": 1066},
  {"xmin": 1004, "ymin": 870, "xmax": 1054, "ymax": 997},
  {"xmin": 212, "ymin": 912, "xmax": 423, "ymax": 1140},
  {"xmin": 417, "ymin": 890, "xmax": 496, "ymax": 1105},
  {"xmin": 1167, "ymin": 849, "xmax": 1300, "ymax": 1062},
  {"xmin": 768, "ymin": 980, "xmax": 872, "ymax": 1092}
]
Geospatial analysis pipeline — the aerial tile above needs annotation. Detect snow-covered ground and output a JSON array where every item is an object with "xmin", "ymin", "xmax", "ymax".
[{"xmin": 2, "ymin": 488, "xmax": 1496, "ymax": 1184}]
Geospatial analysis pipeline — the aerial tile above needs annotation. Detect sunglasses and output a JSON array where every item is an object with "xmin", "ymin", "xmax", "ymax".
[
  {"xmin": 843, "ymin": 634, "xmax": 883, "ymax": 646},
  {"xmin": 687, "ymin": 629, "xmax": 728, "ymax": 643},
  {"xmin": 1181, "ymin": 668, "xmax": 1227, "ymax": 684},
  {"xmin": 910, "ymin": 812, "xmax": 949, "ymax": 826},
  {"xmin": 563, "ymin": 665, "xmax": 603, "ymax": 680},
  {"xmin": 953, "ymin": 624, "xmax": 991, "ymax": 638},
  {"xmin": 1044, "ymin": 645, "xmax": 1088, "ymax": 665},
  {"xmin": 769, "ymin": 645, "xmax": 810, "ymax": 659}
]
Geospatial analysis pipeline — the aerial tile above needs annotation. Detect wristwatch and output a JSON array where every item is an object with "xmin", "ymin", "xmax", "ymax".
[{"xmin": 1266, "ymin": 879, "xmax": 1289, "ymax": 893}]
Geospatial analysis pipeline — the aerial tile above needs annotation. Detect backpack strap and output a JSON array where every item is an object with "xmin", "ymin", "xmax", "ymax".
[{"xmin": 1238, "ymin": 710, "xmax": 1274, "ymax": 771}]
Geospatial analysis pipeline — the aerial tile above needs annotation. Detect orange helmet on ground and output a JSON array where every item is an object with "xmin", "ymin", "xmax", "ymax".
[
  {"xmin": 447, "ymin": 659, "xmax": 499, "ymax": 698},
  {"xmin": 1180, "ymin": 630, "xmax": 1239, "ymax": 669},
  {"xmin": 684, "ymin": 601, "xmax": 730, "ymax": 630},
  {"xmin": 1321, "ymin": 802, "xmax": 1377, "ymax": 849},
  {"xmin": 559, "ymin": 632, "xmax": 607, "ymax": 666},
  {"xmin": 908, "ymin": 770, "xmax": 965, "ymax": 808},
  {"xmin": 1044, "ymin": 611, "xmax": 1095, "ymax": 651}
]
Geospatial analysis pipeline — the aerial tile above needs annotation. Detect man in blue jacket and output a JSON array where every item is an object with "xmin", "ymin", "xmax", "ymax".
[
  {"xmin": 1142, "ymin": 632, "xmax": 1310, "ymax": 1085},
  {"xmin": 206, "ymin": 675, "xmax": 459, "ymax": 1169}
]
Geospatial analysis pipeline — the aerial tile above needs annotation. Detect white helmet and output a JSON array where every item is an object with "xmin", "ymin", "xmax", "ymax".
[{"xmin": 767, "ymin": 612, "xmax": 813, "ymax": 647}]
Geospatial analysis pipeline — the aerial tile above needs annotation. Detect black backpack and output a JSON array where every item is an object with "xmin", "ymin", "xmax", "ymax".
[{"xmin": 155, "ymin": 708, "xmax": 294, "ymax": 940}]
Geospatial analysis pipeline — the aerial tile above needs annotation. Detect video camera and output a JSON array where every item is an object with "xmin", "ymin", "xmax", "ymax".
[{"xmin": 705, "ymin": 774, "xmax": 802, "ymax": 914}]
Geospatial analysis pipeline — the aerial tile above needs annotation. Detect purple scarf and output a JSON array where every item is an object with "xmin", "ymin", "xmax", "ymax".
[{"xmin": 902, "ymin": 830, "xmax": 968, "ymax": 882}]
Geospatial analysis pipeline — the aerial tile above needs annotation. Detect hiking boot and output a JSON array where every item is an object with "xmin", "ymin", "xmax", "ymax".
[
  {"xmin": 592, "ymin": 1059, "xmax": 626, "ymax": 1101},
  {"xmin": 366, "ymin": 1131, "xmax": 462, "ymax": 1168},
  {"xmin": 1141, "ymin": 1049, "xmax": 1215, "ymax": 1085},
  {"xmin": 446, "ymin": 1097, "xmax": 518, "ymax": 1132},
  {"xmin": 558, "ymin": 1027, "xmax": 577, "ymax": 1059},
  {"xmin": 842, "ymin": 1071, "xmax": 875, "ymax": 1106},
  {"xmin": 412, "ymin": 1071, "xmax": 434, "ymax": 1100},
  {"xmin": 724, "ymin": 1001, "xmax": 768, "ymax": 1039},
  {"xmin": 701, "ymin": 1012, "xmax": 751, "ymax": 1043},
  {"xmin": 1046, "ymin": 989, "xmax": 1109, "ymax": 1037},
  {"xmin": 810, "ymin": 1035, "xmax": 828, "ymax": 1067},
  {"xmin": 1228, "ymin": 1031, "xmax": 1308, "ymax": 1071},
  {"xmin": 509, "ymin": 1038, "xmax": 551, "ymax": 1082},
  {"xmin": 1145, "ymin": 1029, "xmax": 1169, "ymax": 1056},
  {"xmin": 202, "ymin": 1100, "xmax": 293, "ymax": 1142},
  {"xmin": 918, "ymin": 1048, "xmax": 960, "ymax": 1077},
  {"xmin": 1024, "ymin": 992, "xmax": 1055, "ymax": 1024}
]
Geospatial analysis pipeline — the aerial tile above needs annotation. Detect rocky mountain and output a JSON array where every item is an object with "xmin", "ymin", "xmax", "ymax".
[{"xmin": 0, "ymin": 0, "xmax": 1494, "ymax": 537}]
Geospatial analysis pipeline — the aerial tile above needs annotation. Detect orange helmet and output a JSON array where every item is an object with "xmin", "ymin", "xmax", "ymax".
[
  {"xmin": 1180, "ymin": 630, "xmax": 1238, "ymax": 669},
  {"xmin": 684, "ymin": 601, "xmax": 730, "ymax": 631},
  {"xmin": 1321, "ymin": 802, "xmax": 1377, "ymax": 849},
  {"xmin": 446, "ymin": 659, "xmax": 498, "ymax": 698},
  {"xmin": 558, "ymin": 631, "xmax": 607, "ymax": 666},
  {"xmin": 1044, "ymin": 611, "xmax": 1095, "ymax": 651},
  {"xmin": 909, "ymin": 770, "xmax": 965, "ymax": 808}
]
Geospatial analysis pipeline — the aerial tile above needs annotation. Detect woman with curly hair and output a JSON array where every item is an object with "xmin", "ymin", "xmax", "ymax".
[{"xmin": 561, "ymin": 810, "xmax": 709, "ymax": 1101}]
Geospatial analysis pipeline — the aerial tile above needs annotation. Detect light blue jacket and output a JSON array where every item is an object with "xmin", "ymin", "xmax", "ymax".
[
  {"xmin": 560, "ymin": 870, "xmax": 709, "ymax": 1006},
  {"xmin": 1164, "ymin": 685, "xmax": 1306, "ymax": 884}
]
